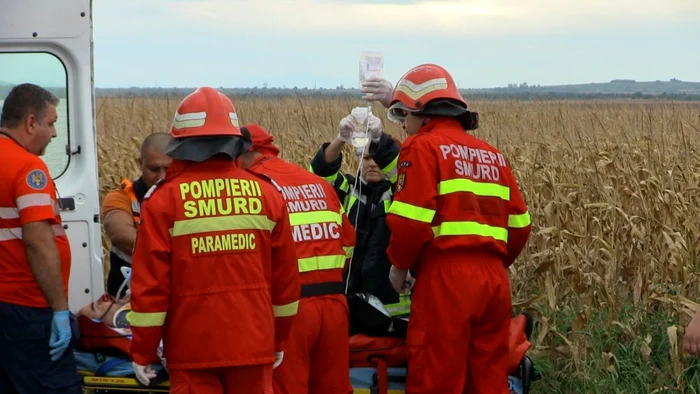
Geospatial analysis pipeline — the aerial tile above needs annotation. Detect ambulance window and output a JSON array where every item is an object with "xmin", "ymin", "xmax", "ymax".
[{"xmin": 0, "ymin": 52, "xmax": 69, "ymax": 179}]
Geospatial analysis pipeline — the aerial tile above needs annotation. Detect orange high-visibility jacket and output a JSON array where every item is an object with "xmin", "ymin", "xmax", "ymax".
[
  {"xmin": 247, "ymin": 155, "xmax": 356, "ymax": 291},
  {"xmin": 127, "ymin": 158, "xmax": 301, "ymax": 370},
  {"xmin": 386, "ymin": 117, "xmax": 532, "ymax": 272}
]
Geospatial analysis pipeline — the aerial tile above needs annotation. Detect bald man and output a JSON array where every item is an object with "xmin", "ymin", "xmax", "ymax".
[{"xmin": 101, "ymin": 133, "xmax": 172, "ymax": 297}]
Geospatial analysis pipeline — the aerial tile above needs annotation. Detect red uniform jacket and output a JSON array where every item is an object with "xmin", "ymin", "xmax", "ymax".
[
  {"xmin": 386, "ymin": 117, "xmax": 531, "ymax": 271},
  {"xmin": 127, "ymin": 158, "xmax": 301, "ymax": 370},
  {"xmin": 247, "ymin": 155, "xmax": 356, "ymax": 288}
]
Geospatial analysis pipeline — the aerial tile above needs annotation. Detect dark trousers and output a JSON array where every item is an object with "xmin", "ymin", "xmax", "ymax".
[{"xmin": 0, "ymin": 301, "xmax": 82, "ymax": 394}]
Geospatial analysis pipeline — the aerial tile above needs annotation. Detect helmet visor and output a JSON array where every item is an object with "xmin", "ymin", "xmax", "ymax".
[{"xmin": 387, "ymin": 101, "xmax": 418, "ymax": 123}]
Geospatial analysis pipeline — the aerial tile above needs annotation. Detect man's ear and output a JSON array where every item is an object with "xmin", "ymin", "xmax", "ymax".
[{"xmin": 24, "ymin": 114, "xmax": 37, "ymax": 135}]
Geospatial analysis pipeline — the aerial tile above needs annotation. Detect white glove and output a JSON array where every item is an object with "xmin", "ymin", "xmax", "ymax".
[
  {"xmin": 273, "ymin": 351, "xmax": 284, "ymax": 369},
  {"xmin": 338, "ymin": 115, "xmax": 357, "ymax": 143},
  {"xmin": 367, "ymin": 114, "xmax": 383, "ymax": 143},
  {"xmin": 132, "ymin": 362, "xmax": 157, "ymax": 386},
  {"xmin": 360, "ymin": 76, "xmax": 394, "ymax": 109}
]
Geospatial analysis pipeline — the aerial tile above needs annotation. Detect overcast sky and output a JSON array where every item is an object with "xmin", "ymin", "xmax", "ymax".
[{"xmin": 90, "ymin": 0, "xmax": 699, "ymax": 89}]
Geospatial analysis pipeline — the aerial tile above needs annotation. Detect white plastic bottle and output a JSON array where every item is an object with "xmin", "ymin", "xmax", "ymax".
[{"xmin": 359, "ymin": 51, "xmax": 384, "ymax": 87}]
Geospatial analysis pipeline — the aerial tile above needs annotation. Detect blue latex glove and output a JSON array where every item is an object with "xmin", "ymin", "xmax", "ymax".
[{"xmin": 49, "ymin": 310, "xmax": 71, "ymax": 361}]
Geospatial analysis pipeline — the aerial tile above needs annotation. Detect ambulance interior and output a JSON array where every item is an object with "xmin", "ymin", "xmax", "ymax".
[{"xmin": 0, "ymin": 1, "xmax": 539, "ymax": 393}]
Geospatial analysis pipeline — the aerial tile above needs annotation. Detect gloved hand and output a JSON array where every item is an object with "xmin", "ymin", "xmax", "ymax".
[
  {"xmin": 133, "ymin": 362, "xmax": 158, "ymax": 386},
  {"xmin": 367, "ymin": 114, "xmax": 383, "ymax": 143},
  {"xmin": 49, "ymin": 310, "xmax": 72, "ymax": 361},
  {"xmin": 338, "ymin": 114, "xmax": 357, "ymax": 143},
  {"xmin": 389, "ymin": 266, "xmax": 410, "ymax": 294},
  {"xmin": 273, "ymin": 351, "xmax": 284, "ymax": 369},
  {"xmin": 361, "ymin": 76, "xmax": 394, "ymax": 109}
]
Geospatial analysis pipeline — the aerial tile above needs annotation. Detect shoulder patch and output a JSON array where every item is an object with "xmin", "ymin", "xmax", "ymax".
[
  {"xmin": 395, "ymin": 172, "xmax": 406, "ymax": 193},
  {"xmin": 26, "ymin": 169, "xmax": 48, "ymax": 190},
  {"xmin": 143, "ymin": 178, "xmax": 164, "ymax": 200}
]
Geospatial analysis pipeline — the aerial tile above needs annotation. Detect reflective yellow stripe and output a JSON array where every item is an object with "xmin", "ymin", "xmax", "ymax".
[
  {"xmin": 382, "ymin": 199, "xmax": 390, "ymax": 213},
  {"xmin": 339, "ymin": 177, "xmax": 350, "ymax": 193},
  {"xmin": 432, "ymin": 221, "xmax": 508, "ymax": 242},
  {"xmin": 127, "ymin": 311, "xmax": 167, "ymax": 327},
  {"xmin": 343, "ymin": 246, "xmax": 354, "ymax": 258},
  {"xmin": 387, "ymin": 201, "xmax": 435, "ymax": 223},
  {"xmin": 169, "ymin": 215, "xmax": 276, "ymax": 237},
  {"xmin": 298, "ymin": 254, "xmax": 346, "ymax": 273},
  {"xmin": 383, "ymin": 155, "xmax": 398, "ymax": 184},
  {"xmin": 508, "ymin": 212, "xmax": 531, "ymax": 228},
  {"xmin": 438, "ymin": 178, "xmax": 510, "ymax": 200},
  {"xmin": 385, "ymin": 293, "xmax": 411, "ymax": 317},
  {"xmin": 288, "ymin": 210, "xmax": 343, "ymax": 226},
  {"xmin": 273, "ymin": 300, "xmax": 299, "ymax": 317}
]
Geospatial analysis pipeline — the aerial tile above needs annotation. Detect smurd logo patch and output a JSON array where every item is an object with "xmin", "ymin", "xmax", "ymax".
[
  {"xmin": 26, "ymin": 169, "xmax": 48, "ymax": 190},
  {"xmin": 396, "ymin": 172, "xmax": 406, "ymax": 193}
]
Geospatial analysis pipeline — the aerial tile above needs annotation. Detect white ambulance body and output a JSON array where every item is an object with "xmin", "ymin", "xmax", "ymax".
[{"xmin": 0, "ymin": 0, "xmax": 104, "ymax": 313}]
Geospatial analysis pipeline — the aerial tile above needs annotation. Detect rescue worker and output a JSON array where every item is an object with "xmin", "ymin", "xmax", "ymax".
[
  {"xmin": 0, "ymin": 83, "xmax": 81, "ymax": 393},
  {"xmin": 384, "ymin": 64, "xmax": 532, "ymax": 394},
  {"xmin": 237, "ymin": 124, "xmax": 356, "ymax": 394},
  {"xmin": 101, "ymin": 132, "xmax": 172, "ymax": 298},
  {"xmin": 309, "ymin": 80, "xmax": 411, "ymax": 319},
  {"xmin": 126, "ymin": 87, "xmax": 302, "ymax": 393}
]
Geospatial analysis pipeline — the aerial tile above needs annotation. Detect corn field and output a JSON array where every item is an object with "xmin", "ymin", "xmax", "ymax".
[{"xmin": 96, "ymin": 95, "xmax": 700, "ymax": 392}]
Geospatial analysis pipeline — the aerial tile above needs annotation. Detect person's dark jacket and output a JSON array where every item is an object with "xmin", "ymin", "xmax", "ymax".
[{"xmin": 309, "ymin": 133, "xmax": 402, "ymax": 306}]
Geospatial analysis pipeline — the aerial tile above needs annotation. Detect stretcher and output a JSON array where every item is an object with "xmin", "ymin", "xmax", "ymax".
[{"xmin": 76, "ymin": 352, "xmax": 529, "ymax": 394}]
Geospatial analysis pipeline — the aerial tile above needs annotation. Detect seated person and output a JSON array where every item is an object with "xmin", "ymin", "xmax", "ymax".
[
  {"xmin": 309, "ymin": 109, "xmax": 412, "ymax": 324},
  {"xmin": 101, "ymin": 132, "xmax": 172, "ymax": 298}
]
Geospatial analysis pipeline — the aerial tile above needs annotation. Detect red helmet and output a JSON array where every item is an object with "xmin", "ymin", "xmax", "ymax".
[
  {"xmin": 387, "ymin": 64, "xmax": 467, "ymax": 123},
  {"xmin": 170, "ymin": 87, "xmax": 242, "ymax": 138},
  {"xmin": 241, "ymin": 124, "xmax": 280, "ymax": 157}
]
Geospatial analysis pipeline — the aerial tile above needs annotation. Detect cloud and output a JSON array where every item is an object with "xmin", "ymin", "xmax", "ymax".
[{"xmin": 165, "ymin": 0, "xmax": 700, "ymax": 37}]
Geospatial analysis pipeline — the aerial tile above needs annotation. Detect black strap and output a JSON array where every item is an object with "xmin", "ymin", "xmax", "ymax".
[{"xmin": 300, "ymin": 282, "xmax": 345, "ymax": 298}]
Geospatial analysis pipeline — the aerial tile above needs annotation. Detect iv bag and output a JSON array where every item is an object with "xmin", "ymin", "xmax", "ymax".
[
  {"xmin": 350, "ymin": 106, "xmax": 370, "ymax": 149},
  {"xmin": 359, "ymin": 51, "xmax": 383, "ymax": 86}
]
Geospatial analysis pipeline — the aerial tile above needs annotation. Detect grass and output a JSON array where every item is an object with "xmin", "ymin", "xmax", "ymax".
[{"xmin": 95, "ymin": 94, "xmax": 700, "ymax": 392}]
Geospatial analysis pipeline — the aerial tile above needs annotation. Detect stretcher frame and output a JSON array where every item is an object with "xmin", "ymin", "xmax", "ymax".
[
  {"xmin": 77, "ymin": 368, "xmax": 403, "ymax": 393},
  {"xmin": 79, "ymin": 370, "xmax": 170, "ymax": 393}
]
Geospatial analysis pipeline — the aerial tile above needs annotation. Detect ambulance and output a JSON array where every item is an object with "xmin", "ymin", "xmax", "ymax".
[{"xmin": 1, "ymin": 1, "xmax": 538, "ymax": 393}]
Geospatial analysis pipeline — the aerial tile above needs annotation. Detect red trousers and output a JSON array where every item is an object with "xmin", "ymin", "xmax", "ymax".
[
  {"xmin": 169, "ymin": 364, "xmax": 273, "ymax": 394},
  {"xmin": 273, "ymin": 295, "xmax": 353, "ymax": 394},
  {"xmin": 405, "ymin": 258, "xmax": 512, "ymax": 394}
]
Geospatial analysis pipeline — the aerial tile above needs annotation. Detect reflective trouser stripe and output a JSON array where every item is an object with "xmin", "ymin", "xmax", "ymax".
[
  {"xmin": 127, "ymin": 311, "xmax": 167, "ymax": 327},
  {"xmin": 273, "ymin": 300, "xmax": 299, "ymax": 317},
  {"xmin": 432, "ymin": 221, "xmax": 508, "ymax": 242},
  {"xmin": 298, "ymin": 254, "xmax": 346, "ymax": 273},
  {"xmin": 169, "ymin": 215, "xmax": 276, "ymax": 237},
  {"xmin": 508, "ymin": 212, "xmax": 531, "ymax": 228}
]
